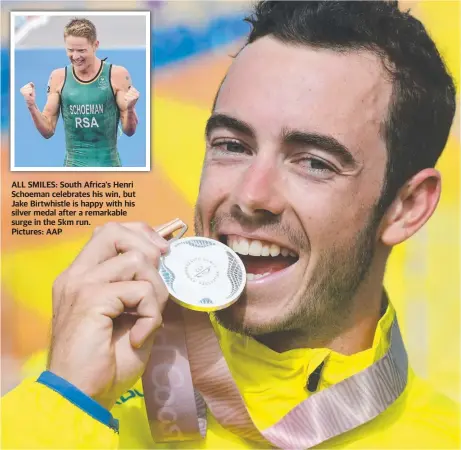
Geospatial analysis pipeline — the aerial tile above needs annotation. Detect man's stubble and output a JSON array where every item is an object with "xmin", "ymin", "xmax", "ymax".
[{"xmin": 193, "ymin": 204, "xmax": 382, "ymax": 346}]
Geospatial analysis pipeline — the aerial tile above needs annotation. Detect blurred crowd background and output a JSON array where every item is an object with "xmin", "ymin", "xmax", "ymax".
[{"xmin": 1, "ymin": 1, "xmax": 460, "ymax": 406}]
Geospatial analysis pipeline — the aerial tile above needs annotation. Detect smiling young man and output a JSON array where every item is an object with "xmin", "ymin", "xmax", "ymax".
[
  {"xmin": 3, "ymin": 2, "xmax": 459, "ymax": 449},
  {"xmin": 19, "ymin": 18, "xmax": 140, "ymax": 167}
]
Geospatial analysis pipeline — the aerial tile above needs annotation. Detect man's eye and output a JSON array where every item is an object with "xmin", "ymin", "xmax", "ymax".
[
  {"xmin": 297, "ymin": 157, "xmax": 336, "ymax": 174},
  {"xmin": 211, "ymin": 140, "xmax": 246, "ymax": 154}
]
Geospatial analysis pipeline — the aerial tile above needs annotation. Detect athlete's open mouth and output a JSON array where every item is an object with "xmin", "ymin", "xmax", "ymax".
[{"xmin": 221, "ymin": 234, "xmax": 299, "ymax": 281}]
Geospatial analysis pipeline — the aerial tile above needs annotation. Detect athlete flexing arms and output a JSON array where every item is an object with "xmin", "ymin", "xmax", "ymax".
[{"xmin": 20, "ymin": 18, "xmax": 139, "ymax": 167}]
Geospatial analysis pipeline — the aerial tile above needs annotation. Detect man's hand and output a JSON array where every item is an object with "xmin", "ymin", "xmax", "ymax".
[
  {"xmin": 48, "ymin": 222, "xmax": 170, "ymax": 410},
  {"xmin": 124, "ymin": 86, "xmax": 140, "ymax": 110},
  {"xmin": 20, "ymin": 82, "xmax": 36, "ymax": 108}
]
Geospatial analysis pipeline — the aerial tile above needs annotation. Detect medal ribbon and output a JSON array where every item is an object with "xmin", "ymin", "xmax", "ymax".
[{"xmin": 143, "ymin": 301, "xmax": 408, "ymax": 448}]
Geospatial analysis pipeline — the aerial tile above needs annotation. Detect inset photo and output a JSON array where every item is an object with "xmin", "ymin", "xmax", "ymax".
[{"xmin": 10, "ymin": 12, "xmax": 150, "ymax": 171}]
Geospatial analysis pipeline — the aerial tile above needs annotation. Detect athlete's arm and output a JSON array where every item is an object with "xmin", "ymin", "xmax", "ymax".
[
  {"xmin": 112, "ymin": 66, "xmax": 139, "ymax": 137},
  {"xmin": 21, "ymin": 69, "xmax": 64, "ymax": 139},
  {"xmin": 1, "ymin": 377, "xmax": 119, "ymax": 449}
]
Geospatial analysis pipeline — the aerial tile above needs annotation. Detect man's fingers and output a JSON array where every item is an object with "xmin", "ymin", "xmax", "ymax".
[
  {"xmin": 54, "ymin": 254, "xmax": 165, "ymax": 326},
  {"xmin": 86, "ymin": 280, "xmax": 165, "ymax": 322},
  {"xmin": 130, "ymin": 317, "xmax": 160, "ymax": 348},
  {"xmin": 125, "ymin": 86, "xmax": 139, "ymax": 98},
  {"xmin": 100, "ymin": 280, "xmax": 166, "ymax": 347},
  {"xmin": 110, "ymin": 280, "xmax": 165, "ymax": 316},
  {"xmin": 70, "ymin": 222, "xmax": 167, "ymax": 272},
  {"xmin": 121, "ymin": 222, "xmax": 169, "ymax": 251},
  {"xmin": 20, "ymin": 82, "xmax": 35, "ymax": 96},
  {"xmin": 91, "ymin": 221, "xmax": 168, "ymax": 249},
  {"xmin": 83, "ymin": 250, "xmax": 161, "ymax": 285}
]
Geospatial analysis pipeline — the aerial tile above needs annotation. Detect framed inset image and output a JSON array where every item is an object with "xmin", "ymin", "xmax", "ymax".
[{"xmin": 10, "ymin": 11, "xmax": 151, "ymax": 171}]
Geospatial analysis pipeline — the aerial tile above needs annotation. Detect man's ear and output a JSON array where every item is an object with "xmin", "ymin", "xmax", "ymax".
[
  {"xmin": 94, "ymin": 40, "xmax": 100, "ymax": 51},
  {"xmin": 380, "ymin": 168, "xmax": 441, "ymax": 246}
]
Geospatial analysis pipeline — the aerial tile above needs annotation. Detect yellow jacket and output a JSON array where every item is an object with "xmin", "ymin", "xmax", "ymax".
[{"xmin": 2, "ymin": 304, "xmax": 459, "ymax": 449}]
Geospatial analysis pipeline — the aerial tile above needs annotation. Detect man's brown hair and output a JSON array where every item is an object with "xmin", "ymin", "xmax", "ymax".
[{"xmin": 64, "ymin": 18, "xmax": 97, "ymax": 43}]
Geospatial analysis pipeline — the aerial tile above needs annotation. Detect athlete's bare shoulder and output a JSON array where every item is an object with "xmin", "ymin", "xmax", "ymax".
[
  {"xmin": 111, "ymin": 65, "xmax": 130, "ymax": 77},
  {"xmin": 47, "ymin": 68, "xmax": 66, "ymax": 94},
  {"xmin": 110, "ymin": 65, "xmax": 132, "ymax": 93}
]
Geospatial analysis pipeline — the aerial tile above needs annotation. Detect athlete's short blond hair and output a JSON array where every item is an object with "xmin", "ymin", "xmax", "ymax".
[{"xmin": 64, "ymin": 18, "xmax": 97, "ymax": 44}]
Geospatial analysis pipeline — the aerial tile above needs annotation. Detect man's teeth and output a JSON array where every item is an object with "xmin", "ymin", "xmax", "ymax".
[
  {"xmin": 247, "ymin": 272, "xmax": 270, "ymax": 281},
  {"xmin": 227, "ymin": 236, "xmax": 296, "ymax": 258}
]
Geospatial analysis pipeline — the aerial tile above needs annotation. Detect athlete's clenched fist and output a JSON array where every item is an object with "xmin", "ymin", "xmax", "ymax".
[
  {"xmin": 20, "ymin": 82, "xmax": 36, "ymax": 108},
  {"xmin": 124, "ymin": 86, "xmax": 140, "ymax": 110},
  {"xmin": 48, "ymin": 222, "xmax": 170, "ymax": 410}
]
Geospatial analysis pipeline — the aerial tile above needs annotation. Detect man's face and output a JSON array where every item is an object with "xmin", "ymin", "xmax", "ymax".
[
  {"xmin": 195, "ymin": 37, "xmax": 392, "ymax": 340},
  {"xmin": 65, "ymin": 35, "xmax": 97, "ymax": 69}
]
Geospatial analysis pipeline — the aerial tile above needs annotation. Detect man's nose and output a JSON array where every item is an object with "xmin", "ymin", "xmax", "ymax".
[{"xmin": 230, "ymin": 156, "xmax": 285, "ymax": 220}]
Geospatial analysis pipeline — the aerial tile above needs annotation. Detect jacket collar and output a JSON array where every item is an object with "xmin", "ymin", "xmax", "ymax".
[{"xmin": 211, "ymin": 297, "xmax": 395, "ymax": 394}]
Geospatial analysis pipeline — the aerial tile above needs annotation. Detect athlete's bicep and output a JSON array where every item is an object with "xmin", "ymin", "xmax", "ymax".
[
  {"xmin": 113, "ymin": 66, "xmax": 132, "ymax": 110},
  {"xmin": 117, "ymin": 66, "xmax": 132, "ymax": 92}
]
